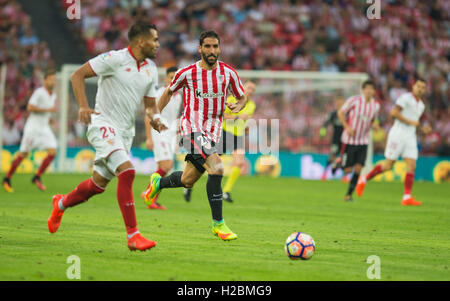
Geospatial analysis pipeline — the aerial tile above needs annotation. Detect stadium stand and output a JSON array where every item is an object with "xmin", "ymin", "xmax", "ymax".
[{"xmin": 2, "ymin": 0, "xmax": 449, "ymax": 155}]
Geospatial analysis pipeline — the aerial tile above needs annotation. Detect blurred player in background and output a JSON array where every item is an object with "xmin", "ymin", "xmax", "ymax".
[
  {"xmin": 356, "ymin": 78, "xmax": 431, "ymax": 206},
  {"xmin": 47, "ymin": 22, "xmax": 166, "ymax": 251},
  {"xmin": 320, "ymin": 96, "xmax": 345, "ymax": 181},
  {"xmin": 338, "ymin": 80, "xmax": 380, "ymax": 202},
  {"xmin": 3, "ymin": 69, "xmax": 58, "ymax": 192},
  {"xmin": 183, "ymin": 81, "xmax": 256, "ymax": 203},
  {"xmin": 141, "ymin": 66, "xmax": 183, "ymax": 210},
  {"xmin": 144, "ymin": 30, "xmax": 246, "ymax": 241}
]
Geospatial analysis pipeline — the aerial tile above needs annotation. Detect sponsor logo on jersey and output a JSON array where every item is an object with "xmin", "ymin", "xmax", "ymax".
[
  {"xmin": 103, "ymin": 52, "xmax": 112, "ymax": 60},
  {"xmin": 195, "ymin": 90, "xmax": 224, "ymax": 99}
]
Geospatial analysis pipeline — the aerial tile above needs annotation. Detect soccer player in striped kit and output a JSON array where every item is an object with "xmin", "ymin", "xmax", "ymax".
[
  {"xmin": 337, "ymin": 80, "xmax": 380, "ymax": 202},
  {"xmin": 356, "ymin": 78, "xmax": 431, "ymax": 206},
  {"xmin": 144, "ymin": 30, "xmax": 247, "ymax": 241}
]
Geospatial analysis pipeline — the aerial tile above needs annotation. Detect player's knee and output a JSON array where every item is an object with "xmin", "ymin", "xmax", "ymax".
[
  {"xmin": 181, "ymin": 174, "xmax": 196, "ymax": 188},
  {"xmin": 160, "ymin": 160, "xmax": 173, "ymax": 172},
  {"xmin": 208, "ymin": 161, "xmax": 224, "ymax": 175},
  {"xmin": 47, "ymin": 149, "xmax": 57, "ymax": 156},
  {"xmin": 92, "ymin": 171, "xmax": 110, "ymax": 189}
]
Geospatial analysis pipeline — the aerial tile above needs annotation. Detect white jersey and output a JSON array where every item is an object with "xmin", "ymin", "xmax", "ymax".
[
  {"xmin": 390, "ymin": 92, "xmax": 425, "ymax": 137},
  {"xmin": 23, "ymin": 86, "xmax": 56, "ymax": 131},
  {"xmin": 88, "ymin": 46, "xmax": 158, "ymax": 138}
]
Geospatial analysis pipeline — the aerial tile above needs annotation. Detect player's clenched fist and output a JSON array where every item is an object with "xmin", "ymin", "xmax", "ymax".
[
  {"xmin": 77, "ymin": 106, "xmax": 100, "ymax": 125},
  {"xmin": 148, "ymin": 115, "xmax": 168, "ymax": 133},
  {"xmin": 226, "ymin": 101, "xmax": 245, "ymax": 114}
]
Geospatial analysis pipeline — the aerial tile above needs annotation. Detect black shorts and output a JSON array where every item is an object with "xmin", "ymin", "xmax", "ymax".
[
  {"xmin": 341, "ymin": 144, "xmax": 368, "ymax": 169},
  {"xmin": 179, "ymin": 132, "xmax": 218, "ymax": 173},
  {"xmin": 217, "ymin": 130, "xmax": 244, "ymax": 154}
]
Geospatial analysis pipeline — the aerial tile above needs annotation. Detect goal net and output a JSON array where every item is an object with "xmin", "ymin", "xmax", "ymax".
[{"xmin": 55, "ymin": 65, "xmax": 370, "ymax": 177}]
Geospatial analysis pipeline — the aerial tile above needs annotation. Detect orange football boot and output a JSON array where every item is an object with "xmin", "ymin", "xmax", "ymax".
[
  {"xmin": 355, "ymin": 179, "xmax": 366, "ymax": 197},
  {"xmin": 127, "ymin": 233, "xmax": 156, "ymax": 251},
  {"xmin": 48, "ymin": 194, "xmax": 65, "ymax": 233},
  {"xmin": 401, "ymin": 196, "xmax": 422, "ymax": 206}
]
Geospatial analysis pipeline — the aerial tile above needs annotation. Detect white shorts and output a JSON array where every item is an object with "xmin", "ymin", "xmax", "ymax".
[
  {"xmin": 384, "ymin": 131, "xmax": 418, "ymax": 161},
  {"xmin": 151, "ymin": 129, "xmax": 177, "ymax": 163},
  {"xmin": 86, "ymin": 121, "xmax": 133, "ymax": 180},
  {"xmin": 19, "ymin": 125, "xmax": 57, "ymax": 153}
]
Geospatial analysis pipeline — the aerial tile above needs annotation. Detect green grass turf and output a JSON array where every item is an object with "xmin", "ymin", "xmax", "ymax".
[{"xmin": 0, "ymin": 173, "xmax": 449, "ymax": 281}]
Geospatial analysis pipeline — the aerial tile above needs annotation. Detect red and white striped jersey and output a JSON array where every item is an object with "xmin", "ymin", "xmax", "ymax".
[
  {"xmin": 341, "ymin": 95, "xmax": 380, "ymax": 145},
  {"xmin": 168, "ymin": 60, "xmax": 245, "ymax": 143}
]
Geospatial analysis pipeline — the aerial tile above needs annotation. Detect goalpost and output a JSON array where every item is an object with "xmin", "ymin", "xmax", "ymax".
[{"xmin": 56, "ymin": 65, "xmax": 370, "ymax": 175}]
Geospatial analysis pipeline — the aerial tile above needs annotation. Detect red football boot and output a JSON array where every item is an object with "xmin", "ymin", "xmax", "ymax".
[
  {"xmin": 127, "ymin": 233, "xmax": 156, "ymax": 251},
  {"xmin": 48, "ymin": 194, "xmax": 65, "ymax": 233}
]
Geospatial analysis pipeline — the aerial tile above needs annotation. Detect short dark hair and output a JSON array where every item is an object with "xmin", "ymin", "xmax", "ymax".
[
  {"xmin": 415, "ymin": 76, "xmax": 427, "ymax": 84},
  {"xmin": 166, "ymin": 66, "xmax": 178, "ymax": 75},
  {"xmin": 199, "ymin": 30, "xmax": 220, "ymax": 46},
  {"xmin": 362, "ymin": 79, "xmax": 375, "ymax": 89},
  {"xmin": 43, "ymin": 68, "xmax": 56, "ymax": 79},
  {"xmin": 128, "ymin": 21, "xmax": 157, "ymax": 42}
]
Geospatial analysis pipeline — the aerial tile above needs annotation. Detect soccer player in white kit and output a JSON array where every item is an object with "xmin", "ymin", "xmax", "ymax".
[
  {"xmin": 144, "ymin": 31, "xmax": 247, "ymax": 241},
  {"xmin": 141, "ymin": 66, "xmax": 183, "ymax": 210},
  {"xmin": 356, "ymin": 78, "xmax": 431, "ymax": 206},
  {"xmin": 3, "ymin": 69, "xmax": 58, "ymax": 193},
  {"xmin": 47, "ymin": 22, "xmax": 167, "ymax": 251}
]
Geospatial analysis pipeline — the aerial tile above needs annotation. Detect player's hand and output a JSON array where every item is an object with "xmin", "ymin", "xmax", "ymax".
[
  {"xmin": 48, "ymin": 106, "xmax": 57, "ymax": 113},
  {"xmin": 145, "ymin": 138, "xmax": 154, "ymax": 151},
  {"xmin": 226, "ymin": 101, "xmax": 245, "ymax": 114},
  {"xmin": 78, "ymin": 107, "xmax": 100, "ymax": 125},
  {"xmin": 149, "ymin": 117, "xmax": 168, "ymax": 133},
  {"xmin": 345, "ymin": 126, "xmax": 355, "ymax": 137},
  {"xmin": 421, "ymin": 124, "xmax": 432, "ymax": 135}
]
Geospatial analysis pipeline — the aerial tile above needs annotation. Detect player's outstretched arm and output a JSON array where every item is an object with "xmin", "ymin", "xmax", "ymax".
[
  {"xmin": 27, "ymin": 104, "xmax": 56, "ymax": 113},
  {"xmin": 157, "ymin": 86, "xmax": 174, "ymax": 113},
  {"xmin": 390, "ymin": 105, "xmax": 419, "ymax": 127},
  {"xmin": 144, "ymin": 96, "xmax": 167, "ymax": 133},
  {"xmin": 71, "ymin": 62, "xmax": 99, "ymax": 125}
]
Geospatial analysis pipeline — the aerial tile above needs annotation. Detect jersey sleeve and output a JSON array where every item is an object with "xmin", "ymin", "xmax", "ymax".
[
  {"xmin": 340, "ymin": 97, "xmax": 355, "ymax": 114},
  {"xmin": 228, "ymin": 69, "xmax": 245, "ymax": 99},
  {"xmin": 145, "ymin": 63, "xmax": 159, "ymax": 98},
  {"xmin": 395, "ymin": 94, "xmax": 408, "ymax": 109},
  {"xmin": 169, "ymin": 68, "xmax": 187, "ymax": 93},
  {"xmin": 28, "ymin": 89, "xmax": 43, "ymax": 107},
  {"xmin": 88, "ymin": 50, "xmax": 121, "ymax": 76}
]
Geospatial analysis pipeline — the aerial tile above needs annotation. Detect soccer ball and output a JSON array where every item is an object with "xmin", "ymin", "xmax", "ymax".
[{"xmin": 285, "ymin": 232, "xmax": 315, "ymax": 260}]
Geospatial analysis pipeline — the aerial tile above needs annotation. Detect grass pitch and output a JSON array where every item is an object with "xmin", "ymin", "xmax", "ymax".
[{"xmin": 0, "ymin": 173, "xmax": 449, "ymax": 281}]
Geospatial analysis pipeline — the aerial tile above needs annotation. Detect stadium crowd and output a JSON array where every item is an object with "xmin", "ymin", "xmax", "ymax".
[
  {"xmin": 1, "ymin": 0, "xmax": 55, "ymax": 146},
  {"xmin": 2, "ymin": 0, "xmax": 449, "ymax": 156}
]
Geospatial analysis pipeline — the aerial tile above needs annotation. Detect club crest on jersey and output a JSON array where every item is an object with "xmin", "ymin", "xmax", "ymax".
[
  {"xmin": 103, "ymin": 52, "xmax": 112, "ymax": 60},
  {"xmin": 219, "ymin": 75, "xmax": 225, "ymax": 82},
  {"xmin": 195, "ymin": 90, "xmax": 224, "ymax": 98}
]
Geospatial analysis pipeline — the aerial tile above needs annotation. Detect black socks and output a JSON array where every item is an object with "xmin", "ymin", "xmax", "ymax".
[
  {"xmin": 206, "ymin": 174, "xmax": 223, "ymax": 221},
  {"xmin": 347, "ymin": 172, "xmax": 360, "ymax": 196},
  {"xmin": 159, "ymin": 171, "xmax": 184, "ymax": 189}
]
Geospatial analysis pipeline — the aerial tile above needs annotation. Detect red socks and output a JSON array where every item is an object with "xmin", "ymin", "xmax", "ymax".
[
  {"xmin": 156, "ymin": 168, "xmax": 167, "ymax": 177},
  {"xmin": 117, "ymin": 169, "xmax": 138, "ymax": 236},
  {"xmin": 404, "ymin": 172, "xmax": 414, "ymax": 196},
  {"xmin": 365, "ymin": 164, "xmax": 383, "ymax": 181},
  {"xmin": 36, "ymin": 154, "xmax": 55, "ymax": 177},
  {"xmin": 62, "ymin": 178, "xmax": 105, "ymax": 208},
  {"xmin": 6, "ymin": 155, "xmax": 25, "ymax": 178}
]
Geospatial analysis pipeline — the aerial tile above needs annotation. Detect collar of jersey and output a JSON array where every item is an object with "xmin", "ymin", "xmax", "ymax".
[{"xmin": 127, "ymin": 46, "xmax": 148, "ymax": 71}]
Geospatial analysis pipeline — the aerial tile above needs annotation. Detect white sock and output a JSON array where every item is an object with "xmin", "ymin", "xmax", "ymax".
[
  {"xmin": 403, "ymin": 194, "xmax": 411, "ymax": 200},
  {"xmin": 58, "ymin": 198, "xmax": 66, "ymax": 211},
  {"xmin": 127, "ymin": 230, "xmax": 140, "ymax": 239}
]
